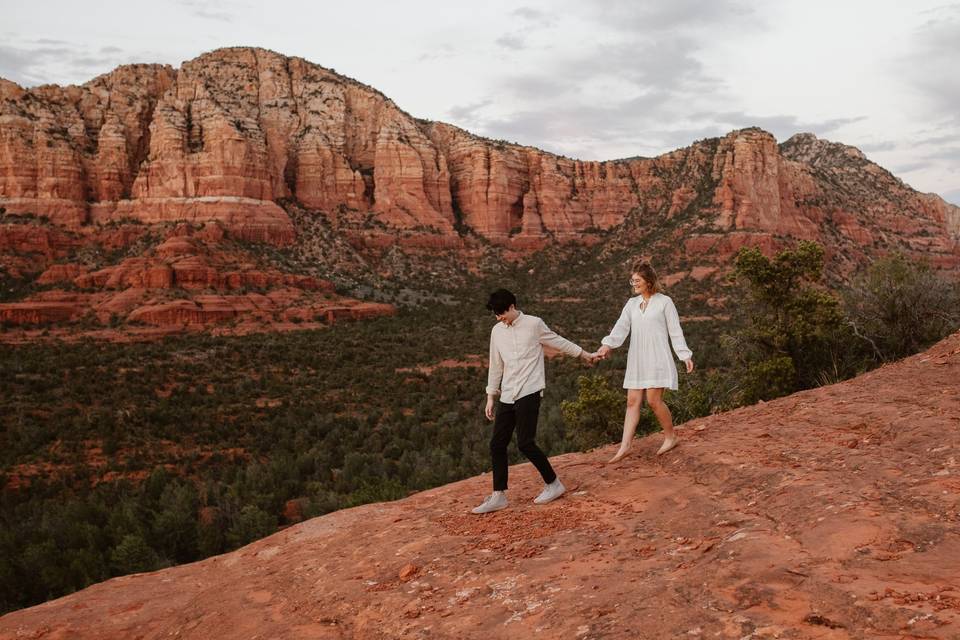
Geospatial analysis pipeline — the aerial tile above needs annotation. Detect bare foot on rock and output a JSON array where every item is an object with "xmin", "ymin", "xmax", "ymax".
[
  {"xmin": 656, "ymin": 437, "xmax": 678, "ymax": 456},
  {"xmin": 607, "ymin": 445, "xmax": 631, "ymax": 464}
]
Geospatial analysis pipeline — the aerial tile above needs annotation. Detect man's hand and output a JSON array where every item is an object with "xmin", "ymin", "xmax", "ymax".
[
  {"xmin": 580, "ymin": 350, "xmax": 599, "ymax": 365},
  {"xmin": 684, "ymin": 359, "xmax": 695, "ymax": 374},
  {"xmin": 485, "ymin": 395, "xmax": 496, "ymax": 421}
]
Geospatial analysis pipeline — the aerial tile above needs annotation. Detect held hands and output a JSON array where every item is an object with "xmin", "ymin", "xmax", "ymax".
[{"xmin": 578, "ymin": 345, "xmax": 612, "ymax": 366}]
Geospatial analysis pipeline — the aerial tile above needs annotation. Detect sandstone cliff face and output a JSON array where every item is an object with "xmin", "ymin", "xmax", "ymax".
[
  {"xmin": 2, "ymin": 331, "xmax": 958, "ymax": 638},
  {"xmin": 0, "ymin": 220, "xmax": 394, "ymax": 341},
  {"xmin": 2, "ymin": 47, "xmax": 957, "ymax": 258},
  {"xmin": 2, "ymin": 47, "xmax": 959, "ymax": 339}
]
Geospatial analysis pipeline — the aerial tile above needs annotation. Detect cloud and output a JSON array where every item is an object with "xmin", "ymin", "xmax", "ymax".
[
  {"xmin": 0, "ymin": 44, "xmax": 76, "ymax": 85},
  {"xmin": 887, "ymin": 145, "xmax": 960, "ymax": 183},
  {"xmin": 901, "ymin": 5, "xmax": 960, "ymax": 123},
  {"xmin": 177, "ymin": 0, "xmax": 237, "ymax": 22},
  {"xmin": 918, "ymin": 133, "xmax": 960, "ymax": 146},
  {"xmin": 511, "ymin": 7, "xmax": 554, "ymax": 27},
  {"xmin": 0, "ymin": 42, "xmax": 153, "ymax": 87},
  {"xmin": 707, "ymin": 112, "xmax": 867, "ymax": 142},
  {"xmin": 418, "ymin": 43, "xmax": 459, "ymax": 63},
  {"xmin": 579, "ymin": 0, "xmax": 760, "ymax": 34},
  {"xmin": 942, "ymin": 188, "xmax": 960, "ymax": 206},
  {"xmin": 446, "ymin": 99, "xmax": 493, "ymax": 128},
  {"xmin": 893, "ymin": 161, "xmax": 933, "ymax": 174},
  {"xmin": 858, "ymin": 140, "xmax": 898, "ymax": 153},
  {"xmin": 495, "ymin": 34, "xmax": 526, "ymax": 51},
  {"xmin": 442, "ymin": 0, "xmax": 772, "ymax": 159},
  {"xmin": 923, "ymin": 146, "xmax": 960, "ymax": 163}
]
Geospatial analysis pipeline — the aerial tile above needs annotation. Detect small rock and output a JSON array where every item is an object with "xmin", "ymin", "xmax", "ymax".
[{"xmin": 399, "ymin": 563, "xmax": 419, "ymax": 581}]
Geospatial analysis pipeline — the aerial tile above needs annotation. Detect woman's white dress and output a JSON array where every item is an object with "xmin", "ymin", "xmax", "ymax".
[{"xmin": 601, "ymin": 293, "xmax": 692, "ymax": 390}]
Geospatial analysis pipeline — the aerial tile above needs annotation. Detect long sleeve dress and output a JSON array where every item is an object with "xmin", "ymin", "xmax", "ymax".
[{"xmin": 601, "ymin": 293, "xmax": 693, "ymax": 390}]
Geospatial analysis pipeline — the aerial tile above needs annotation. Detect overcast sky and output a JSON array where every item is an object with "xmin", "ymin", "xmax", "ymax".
[{"xmin": 3, "ymin": 0, "xmax": 958, "ymax": 204}]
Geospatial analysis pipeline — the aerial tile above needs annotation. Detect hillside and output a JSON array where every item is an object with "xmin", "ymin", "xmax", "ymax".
[
  {"xmin": 3, "ymin": 331, "xmax": 958, "ymax": 639},
  {"xmin": 1, "ymin": 47, "xmax": 958, "ymax": 339}
]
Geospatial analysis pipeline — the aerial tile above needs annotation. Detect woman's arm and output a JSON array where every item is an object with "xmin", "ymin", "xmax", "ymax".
[
  {"xmin": 664, "ymin": 297, "xmax": 693, "ymax": 362},
  {"xmin": 600, "ymin": 300, "xmax": 632, "ymax": 350}
]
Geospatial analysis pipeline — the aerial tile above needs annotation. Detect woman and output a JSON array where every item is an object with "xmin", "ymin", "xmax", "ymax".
[{"xmin": 597, "ymin": 261, "xmax": 694, "ymax": 462}]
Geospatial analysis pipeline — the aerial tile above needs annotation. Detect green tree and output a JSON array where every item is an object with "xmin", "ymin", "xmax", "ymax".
[
  {"xmin": 560, "ymin": 375, "xmax": 627, "ymax": 450},
  {"xmin": 110, "ymin": 535, "xmax": 161, "ymax": 575},
  {"xmin": 226, "ymin": 505, "xmax": 275, "ymax": 547},
  {"xmin": 152, "ymin": 482, "xmax": 199, "ymax": 563},
  {"xmin": 725, "ymin": 241, "xmax": 858, "ymax": 403},
  {"xmin": 844, "ymin": 254, "xmax": 960, "ymax": 362}
]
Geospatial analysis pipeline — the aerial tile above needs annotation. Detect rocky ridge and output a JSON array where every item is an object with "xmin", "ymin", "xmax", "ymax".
[
  {"xmin": 1, "ymin": 47, "xmax": 958, "ymax": 338},
  {"xmin": 2, "ymin": 331, "xmax": 958, "ymax": 638}
]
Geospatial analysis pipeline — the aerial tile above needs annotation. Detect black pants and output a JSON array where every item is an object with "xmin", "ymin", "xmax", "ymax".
[{"xmin": 490, "ymin": 392, "xmax": 557, "ymax": 491}]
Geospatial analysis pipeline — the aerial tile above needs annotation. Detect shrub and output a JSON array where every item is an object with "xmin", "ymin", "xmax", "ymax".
[
  {"xmin": 226, "ymin": 505, "xmax": 275, "ymax": 547},
  {"xmin": 110, "ymin": 535, "xmax": 161, "ymax": 575},
  {"xmin": 844, "ymin": 254, "xmax": 960, "ymax": 362},
  {"xmin": 560, "ymin": 374, "xmax": 626, "ymax": 450},
  {"xmin": 725, "ymin": 241, "xmax": 861, "ymax": 403},
  {"xmin": 666, "ymin": 370, "xmax": 737, "ymax": 424}
]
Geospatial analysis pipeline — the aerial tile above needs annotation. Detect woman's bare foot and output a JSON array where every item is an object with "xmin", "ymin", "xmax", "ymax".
[
  {"xmin": 607, "ymin": 444, "xmax": 631, "ymax": 464},
  {"xmin": 656, "ymin": 436, "xmax": 678, "ymax": 456}
]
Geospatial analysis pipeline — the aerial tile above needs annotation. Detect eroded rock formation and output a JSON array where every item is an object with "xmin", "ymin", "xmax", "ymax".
[{"xmin": 1, "ymin": 47, "xmax": 958, "ymax": 338}]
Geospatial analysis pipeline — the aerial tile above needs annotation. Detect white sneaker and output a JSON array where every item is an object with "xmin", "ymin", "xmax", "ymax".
[
  {"xmin": 533, "ymin": 479, "xmax": 565, "ymax": 505},
  {"xmin": 471, "ymin": 491, "xmax": 508, "ymax": 514}
]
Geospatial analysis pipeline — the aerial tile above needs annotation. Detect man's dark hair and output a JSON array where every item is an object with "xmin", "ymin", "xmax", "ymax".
[{"xmin": 486, "ymin": 289, "xmax": 517, "ymax": 314}]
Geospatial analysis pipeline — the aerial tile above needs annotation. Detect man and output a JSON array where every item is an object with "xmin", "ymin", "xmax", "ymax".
[{"xmin": 472, "ymin": 289, "xmax": 597, "ymax": 514}]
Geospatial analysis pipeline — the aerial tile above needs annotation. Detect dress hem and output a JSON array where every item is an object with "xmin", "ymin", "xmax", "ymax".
[{"xmin": 623, "ymin": 380, "xmax": 677, "ymax": 391}]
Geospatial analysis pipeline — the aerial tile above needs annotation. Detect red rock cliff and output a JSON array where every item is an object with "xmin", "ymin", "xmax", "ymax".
[{"xmin": 2, "ymin": 47, "xmax": 957, "ymax": 261}]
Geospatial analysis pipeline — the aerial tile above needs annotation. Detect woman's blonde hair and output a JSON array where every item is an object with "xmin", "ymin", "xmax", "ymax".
[{"xmin": 631, "ymin": 260, "xmax": 660, "ymax": 293}]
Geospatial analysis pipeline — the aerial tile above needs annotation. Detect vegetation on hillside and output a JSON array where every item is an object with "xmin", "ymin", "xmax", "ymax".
[{"xmin": 1, "ymin": 242, "xmax": 957, "ymax": 613}]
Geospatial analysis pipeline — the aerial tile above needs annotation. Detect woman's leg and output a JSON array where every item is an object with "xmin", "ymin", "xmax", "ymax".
[
  {"xmin": 608, "ymin": 389, "xmax": 645, "ymax": 463},
  {"xmin": 646, "ymin": 388, "xmax": 678, "ymax": 455}
]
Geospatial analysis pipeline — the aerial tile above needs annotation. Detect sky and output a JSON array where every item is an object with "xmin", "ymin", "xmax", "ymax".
[{"xmin": 2, "ymin": 0, "xmax": 958, "ymax": 205}]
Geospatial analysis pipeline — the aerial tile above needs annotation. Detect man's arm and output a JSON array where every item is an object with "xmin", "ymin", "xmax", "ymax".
[
  {"xmin": 485, "ymin": 332, "xmax": 503, "ymax": 420},
  {"xmin": 538, "ymin": 319, "xmax": 595, "ymax": 362}
]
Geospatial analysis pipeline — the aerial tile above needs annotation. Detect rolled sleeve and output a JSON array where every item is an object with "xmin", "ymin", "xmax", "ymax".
[{"xmin": 537, "ymin": 319, "xmax": 583, "ymax": 358}]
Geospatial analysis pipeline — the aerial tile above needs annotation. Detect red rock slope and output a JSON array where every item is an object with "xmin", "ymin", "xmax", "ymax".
[{"xmin": 3, "ymin": 332, "xmax": 958, "ymax": 639}]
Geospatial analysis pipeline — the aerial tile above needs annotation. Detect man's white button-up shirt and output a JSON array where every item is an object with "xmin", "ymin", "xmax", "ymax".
[{"xmin": 485, "ymin": 311, "xmax": 584, "ymax": 404}]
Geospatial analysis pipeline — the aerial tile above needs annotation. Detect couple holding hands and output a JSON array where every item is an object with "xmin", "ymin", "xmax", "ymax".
[{"xmin": 473, "ymin": 260, "xmax": 694, "ymax": 514}]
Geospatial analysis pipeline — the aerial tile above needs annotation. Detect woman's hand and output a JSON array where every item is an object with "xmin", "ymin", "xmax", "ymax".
[
  {"xmin": 684, "ymin": 359, "xmax": 695, "ymax": 373},
  {"xmin": 597, "ymin": 345, "xmax": 612, "ymax": 360}
]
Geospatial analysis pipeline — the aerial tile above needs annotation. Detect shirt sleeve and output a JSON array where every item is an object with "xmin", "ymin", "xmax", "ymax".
[
  {"xmin": 537, "ymin": 319, "xmax": 583, "ymax": 358},
  {"xmin": 664, "ymin": 297, "xmax": 693, "ymax": 361},
  {"xmin": 485, "ymin": 329, "xmax": 503, "ymax": 396},
  {"xmin": 601, "ymin": 300, "xmax": 632, "ymax": 349}
]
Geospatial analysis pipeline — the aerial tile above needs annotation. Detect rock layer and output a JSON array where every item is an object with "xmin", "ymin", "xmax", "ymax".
[
  {"xmin": 0, "ymin": 221, "xmax": 394, "ymax": 338},
  {"xmin": 2, "ymin": 48, "xmax": 958, "ymax": 262},
  {"xmin": 2, "ymin": 47, "xmax": 959, "ymax": 339}
]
